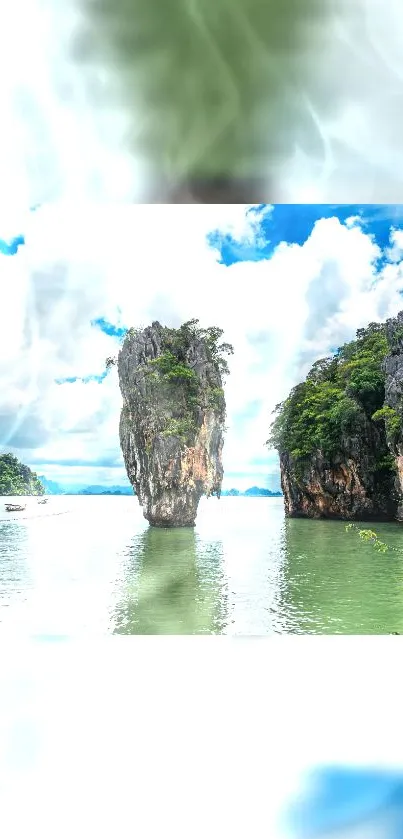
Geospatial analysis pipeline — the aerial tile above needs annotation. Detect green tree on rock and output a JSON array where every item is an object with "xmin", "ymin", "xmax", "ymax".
[
  {"xmin": 267, "ymin": 322, "xmax": 391, "ymax": 460},
  {"xmin": 0, "ymin": 454, "xmax": 45, "ymax": 496}
]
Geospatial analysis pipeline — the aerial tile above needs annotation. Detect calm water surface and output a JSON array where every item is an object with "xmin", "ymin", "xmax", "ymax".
[{"xmin": 1, "ymin": 495, "xmax": 403, "ymax": 635}]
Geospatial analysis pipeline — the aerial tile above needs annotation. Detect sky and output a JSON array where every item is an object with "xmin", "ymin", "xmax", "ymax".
[
  {"xmin": 1, "ymin": 0, "xmax": 403, "ymax": 491},
  {"xmin": 2, "ymin": 203, "xmax": 403, "ymax": 491}
]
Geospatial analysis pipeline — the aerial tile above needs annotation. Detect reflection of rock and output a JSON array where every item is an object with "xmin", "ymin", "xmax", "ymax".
[
  {"xmin": 118, "ymin": 321, "xmax": 226, "ymax": 527},
  {"xmin": 112, "ymin": 527, "xmax": 228, "ymax": 634}
]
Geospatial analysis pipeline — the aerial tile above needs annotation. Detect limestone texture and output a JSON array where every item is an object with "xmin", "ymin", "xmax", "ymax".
[
  {"xmin": 118, "ymin": 321, "xmax": 226, "ymax": 527},
  {"xmin": 279, "ymin": 425, "xmax": 397, "ymax": 521},
  {"xmin": 383, "ymin": 311, "xmax": 403, "ymax": 520}
]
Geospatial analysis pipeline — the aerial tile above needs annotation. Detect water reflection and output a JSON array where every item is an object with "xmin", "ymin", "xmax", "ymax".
[
  {"xmin": 112, "ymin": 526, "xmax": 228, "ymax": 634},
  {"xmin": 280, "ymin": 518, "xmax": 403, "ymax": 634},
  {"xmin": 0, "ymin": 522, "xmax": 28, "ymax": 554},
  {"xmin": 2, "ymin": 496, "xmax": 403, "ymax": 635},
  {"xmin": 0, "ymin": 523, "xmax": 31, "ymax": 611}
]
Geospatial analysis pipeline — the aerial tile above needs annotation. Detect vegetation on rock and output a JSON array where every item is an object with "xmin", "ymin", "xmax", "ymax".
[
  {"xmin": 109, "ymin": 319, "xmax": 232, "ymax": 446},
  {"xmin": 149, "ymin": 321, "xmax": 230, "ymax": 420},
  {"xmin": 268, "ymin": 321, "xmax": 395, "ymax": 461},
  {"xmin": 371, "ymin": 405, "xmax": 401, "ymax": 445},
  {"xmin": 0, "ymin": 453, "xmax": 44, "ymax": 496},
  {"xmin": 118, "ymin": 319, "xmax": 230, "ymax": 526}
]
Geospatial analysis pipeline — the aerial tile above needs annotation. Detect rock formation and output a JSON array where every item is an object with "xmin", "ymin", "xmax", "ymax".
[
  {"xmin": 117, "ymin": 320, "xmax": 229, "ymax": 527},
  {"xmin": 383, "ymin": 311, "xmax": 403, "ymax": 520},
  {"xmin": 279, "ymin": 429, "xmax": 396, "ymax": 521},
  {"xmin": 271, "ymin": 318, "xmax": 400, "ymax": 520}
]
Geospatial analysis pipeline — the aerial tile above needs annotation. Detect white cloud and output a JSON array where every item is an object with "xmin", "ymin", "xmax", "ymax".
[
  {"xmin": 344, "ymin": 215, "xmax": 362, "ymax": 230},
  {"xmin": 1, "ymin": 205, "xmax": 403, "ymax": 489},
  {"xmin": 386, "ymin": 229, "xmax": 403, "ymax": 263}
]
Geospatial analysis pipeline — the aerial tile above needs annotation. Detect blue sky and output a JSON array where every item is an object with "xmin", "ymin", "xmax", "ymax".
[
  {"xmin": 208, "ymin": 205, "xmax": 403, "ymax": 268},
  {"xmin": 1, "ymin": 203, "xmax": 403, "ymax": 490}
]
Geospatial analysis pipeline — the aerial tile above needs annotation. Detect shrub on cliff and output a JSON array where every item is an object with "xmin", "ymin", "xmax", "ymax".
[
  {"xmin": 268, "ymin": 321, "xmax": 390, "ymax": 459},
  {"xmin": 0, "ymin": 453, "xmax": 45, "ymax": 496},
  {"xmin": 107, "ymin": 318, "xmax": 233, "ymax": 437},
  {"xmin": 157, "ymin": 319, "xmax": 234, "ymax": 377},
  {"xmin": 145, "ymin": 320, "xmax": 232, "ymax": 439},
  {"xmin": 372, "ymin": 405, "xmax": 401, "ymax": 444}
]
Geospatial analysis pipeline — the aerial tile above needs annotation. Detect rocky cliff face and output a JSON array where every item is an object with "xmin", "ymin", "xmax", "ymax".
[
  {"xmin": 274, "ymin": 318, "xmax": 401, "ymax": 521},
  {"xmin": 383, "ymin": 311, "xmax": 403, "ymax": 520},
  {"xmin": 280, "ymin": 423, "xmax": 397, "ymax": 521},
  {"xmin": 118, "ymin": 321, "xmax": 226, "ymax": 527}
]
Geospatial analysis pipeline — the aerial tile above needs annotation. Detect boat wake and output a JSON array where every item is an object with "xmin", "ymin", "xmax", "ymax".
[{"xmin": 0, "ymin": 507, "xmax": 72, "ymax": 522}]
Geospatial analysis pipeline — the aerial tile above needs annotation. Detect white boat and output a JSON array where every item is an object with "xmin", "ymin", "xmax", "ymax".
[
  {"xmin": 5, "ymin": 503, "xmax": 26, "ymax": 512},
  {"xmin": 37, "ymin": 497, "xmax": 48, "ymax": 505}
]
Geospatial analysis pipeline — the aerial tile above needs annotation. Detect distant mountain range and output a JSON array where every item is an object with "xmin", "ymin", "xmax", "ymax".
[
  {"xmin": 76, "ymin": 485, "xmax": 135, "ymax": 496},
  {"xmin": 38, "ymin": 477, "xmax": 66, "ymax": 494},
  {"xmin": 38, "ymin": 476, "xmax": 281, "ymax": 497},
  {"xmin": 38, "ymin": 477, "xmax": 134, "ymax": 495},
  {"xmin": 221, "ymin": 487, "xmax": 282, "ymax": 497}
]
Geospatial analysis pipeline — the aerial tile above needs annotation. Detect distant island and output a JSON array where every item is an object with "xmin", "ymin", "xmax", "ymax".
[
  {"xmin": 0, "ymin": 453, "xmax": 44, "ymax": 496},
  {"xmin": 38, "ymin": 477, "xmax": 135, "ymax": 496},
  {"xmin": 75, "ymin": 485, "xmax": 135, "ymax": 496},
  {"xmin": 0, "ymin": 458, "xmax": 280, "ymax": 501},
  {"xmin": 221, "ymin": 487, "xmax": 282, "ymax": 497},
  {"xmin": 37, "ymin": 476, "xmax": 65, "ymax": 495},
  {"xmin": 37, "ymin": 476, "xmax": 280, "ymax": 497}
]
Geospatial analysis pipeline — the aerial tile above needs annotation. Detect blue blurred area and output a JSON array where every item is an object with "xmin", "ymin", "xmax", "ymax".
[
  {"xmin": 91, "ymin": 317, "xmax": 127, "ymax": 338},
  {"xmin": 0, "ymin": 234, "xmax": 25, "ymax": 256},
  {"xmin": 55, "ymin": 372, "xmax": 107, "ymax": 385},
  {"xmin": 286, "ymin": 766, "xmax": 403, "ymax": 837}
]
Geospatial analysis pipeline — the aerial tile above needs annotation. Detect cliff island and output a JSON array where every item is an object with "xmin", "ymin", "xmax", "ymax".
[
  {"xmin": 269, "ymin": 313, "xmax": 403, "ymax": 521},
  {"xmin": 116, "ymin": 319, "xmax": 233, "ymax": 527},
  {"xmin": 0, "ymin": 454, "xmax": 44, "ymax": 496}
]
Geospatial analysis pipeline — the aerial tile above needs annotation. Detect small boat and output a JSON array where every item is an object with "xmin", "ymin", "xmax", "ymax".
[
  {"xmin": 5, "ymin": 503, "xmax": 26, "ymax": 512},
  {"xmin": 37, "ymin": 498, "xmax": 48, "ymax": 505}
]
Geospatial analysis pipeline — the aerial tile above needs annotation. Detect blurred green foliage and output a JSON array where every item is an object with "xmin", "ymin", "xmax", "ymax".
[{"xmin": 76, "ymin": 0, "xmax": 331, "ymax": 182}]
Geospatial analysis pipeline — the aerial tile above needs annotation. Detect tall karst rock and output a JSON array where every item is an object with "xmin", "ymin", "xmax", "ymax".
[{"xmin": 117, "ymin": 319, "xmax": 232, "ymax": 527}]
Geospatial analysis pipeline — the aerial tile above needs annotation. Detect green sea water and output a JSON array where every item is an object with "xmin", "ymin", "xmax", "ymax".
[{"xmin": 0, "ymin": 495, "xmax": 402, "ymax": 635}]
